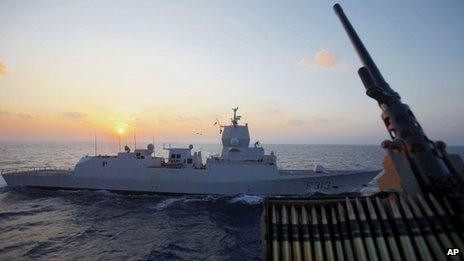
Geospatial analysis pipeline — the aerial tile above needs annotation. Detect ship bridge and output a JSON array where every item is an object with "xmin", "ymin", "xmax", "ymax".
[{"xmin": 220, "ymin": 107, "xmax": 271, "ymax": 163}]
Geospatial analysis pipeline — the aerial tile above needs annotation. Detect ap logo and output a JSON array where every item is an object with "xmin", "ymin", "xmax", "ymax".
[{"xmin": 447, "ymin": 248, "xmax": 460, "ymax": 256}]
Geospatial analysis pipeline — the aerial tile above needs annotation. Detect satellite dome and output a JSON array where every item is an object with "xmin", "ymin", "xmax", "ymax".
[
  {"xmin": 230, "ymin": 138, "xmax": 239, "ymax": 147},
  {"xmin": 147, "ymin": 144, "xmax": 154, "ymax": 153}
]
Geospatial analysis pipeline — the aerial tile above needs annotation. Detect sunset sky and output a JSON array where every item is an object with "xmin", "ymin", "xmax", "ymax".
[{"xmin": 1, "ymin": 0, "xmax": 463, "ymax": 145}]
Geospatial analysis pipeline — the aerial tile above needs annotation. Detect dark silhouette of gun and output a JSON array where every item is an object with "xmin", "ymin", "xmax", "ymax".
[{"xmin": 333, "ymin": 4, "xmax": 463, "ymax": 197}]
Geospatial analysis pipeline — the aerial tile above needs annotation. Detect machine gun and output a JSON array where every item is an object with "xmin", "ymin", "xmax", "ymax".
[
  {"xmin": 261, "ymin": 5, "xmax": 464, "ymax": 260},
  {"xmin": 333, "ymin": 4, "xmax": 464, "ymax": 204}
]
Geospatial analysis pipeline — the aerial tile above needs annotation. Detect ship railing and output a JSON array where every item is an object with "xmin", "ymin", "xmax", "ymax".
[
  {"xmin": 0, "ymin": 166, "xmax": 73, "ymax": 175},
  {"xmin": 278, "ymin": 169, "xmax": 313, "ymax": 175}
]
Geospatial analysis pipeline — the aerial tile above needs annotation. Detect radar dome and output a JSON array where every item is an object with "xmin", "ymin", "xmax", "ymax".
[
  {"xmin": 147, "ymin": 144, "xmax": 154, "ymax": 153},
  {"xmin": 230, "ymin": 138, "xmax": 239, "ymax": 147}
]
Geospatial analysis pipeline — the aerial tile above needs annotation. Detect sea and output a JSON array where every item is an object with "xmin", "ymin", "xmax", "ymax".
[{"xmin": 1, "ymin": 142, "xmax": 463, "ymax": 260}]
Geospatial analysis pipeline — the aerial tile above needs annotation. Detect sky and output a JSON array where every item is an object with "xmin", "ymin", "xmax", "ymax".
[{"xmin": 0, "ymin": 0, "xmax": 463, "ymax": 145}]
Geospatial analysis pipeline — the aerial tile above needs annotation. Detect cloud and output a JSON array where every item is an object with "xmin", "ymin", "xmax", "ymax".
[
  {"xmin": 17, "ymin": 113, "xmax": 36, "ymax": 120},
  {"xmin": 156, "ymin": 116, "xmax": 202, "ymax": 123},
  {"xmin": 268, "ymin": 108, "xmax": 282, "ymax": 115},
  {"xmin": 299, "ymin": 49, "xmax": 345, "ymax": 70},
  {"xmin": 172, "ymin": 116, "xmax": 201, "ymax": 122},
  {"xmin": 63, "ymin": 112, "xmax": 87, "ymax": 119},
  {"xmin": 0, "ymin": 110, "xmax": 10, "ymax": 116},
  {"xmin": 210, "ymin": 114, "xmax": 222, "ymax": 119},
  {"xmin": 128, "ymin": 117, "xmax": 143, "ymax": 127},
  {"xmin": 173, "ymin": 116, "xmax": 190, "ymax": 122},
  {"xmin": 0, "ymin": 60, "xmax": 6, "ymax": 76},
  {"xmin": 313, "ymin": 118, "xmax": 329, "ymax": 123},
  {"xmin": 286, "ymin": 118, "xmax": 306, "ymax": 127},
  {"xmin": 286, "ymin": 118, "xmax": 330, "ymax": 127},
  {"xmin": 1, "ymin": 111, "xmax": 39, "ymax": 120}
]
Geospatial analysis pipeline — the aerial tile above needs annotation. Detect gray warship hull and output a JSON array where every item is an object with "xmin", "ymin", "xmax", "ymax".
[{"xmin": 2, "ymin": 166, "xmax": 379, "ymax": 196}]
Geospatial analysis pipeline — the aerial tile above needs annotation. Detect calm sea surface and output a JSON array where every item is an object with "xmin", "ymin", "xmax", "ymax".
[{"xmin": 1, "ymin": 142, "xmax": 463, "ymax": 260}]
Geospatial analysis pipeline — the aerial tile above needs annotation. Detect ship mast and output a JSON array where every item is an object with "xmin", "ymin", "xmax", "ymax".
[{"xmin": 231, "ymin": 107, "xmax": 241, "ymax": 127}]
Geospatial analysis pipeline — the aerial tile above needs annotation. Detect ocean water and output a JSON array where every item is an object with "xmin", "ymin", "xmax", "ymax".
[{"xmin": 1, "ymin": 142, "xmax": 463, "ymax": 260}]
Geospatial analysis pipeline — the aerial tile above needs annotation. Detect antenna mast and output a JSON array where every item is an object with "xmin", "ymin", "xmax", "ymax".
[
  {"xmin": 134, "ymin": 125, "xmax": 137, "ymax": 149},
  {"xmin": 134, "ymin": 134, "xmax": 136, "ymax": 150},
  {"xmin": 231, "ymin": 107, "xmax": 240, "ymax": 126},
  {"xmin": 94, "ymin": 132, "xmax": 97, "ymax": 156},
  {"xmin": 118, "ymin": 134, "xmax": 121, "ymax": 152}
]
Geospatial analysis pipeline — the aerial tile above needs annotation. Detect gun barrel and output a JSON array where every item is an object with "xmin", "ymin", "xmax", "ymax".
[{"xmin": 333, "ymin": 4, "xmax": 387, "ymax": 89}]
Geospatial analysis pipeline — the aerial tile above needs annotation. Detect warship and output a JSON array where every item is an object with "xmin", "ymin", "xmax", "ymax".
[{"xmin": 1, "ymin": 108, "xmax": 378, "ymax": 195}]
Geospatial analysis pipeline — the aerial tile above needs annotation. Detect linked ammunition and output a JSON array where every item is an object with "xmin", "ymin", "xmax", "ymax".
[
  {"xmin": 320, "ymin": 206, "xmax": 334, "ymax": 261},
  {"xmin": 406, "ymin": 195, "xmax": 445, "ymax": 261},
  {"xmin": 271, "ymin": 205, "xmax": 280, "ymax": 261},
  {"xmin": 300, "ymin": 206, "xmax": 313, "ymax": 261},
  {"xmin": 375, "ymin": 197, "xmax": 401, "ymax": 261},
  {"xmin": 428, "ymin": 194, "xmax": 464, "ymax": 255},
  {"xmin": 398, "ymin": 195, "xmax": 432, "ymax": 261},
  {"xmin": 355, "ymin": 198, "xmax": 378, "ymax": 261},
  {"xmin": 330, "ymin": 206, "xmax": 345, "ymax": 261},
  {"xmin": 388, "ymin": 195, "xmax": 417, "ymax": 261},
  {"xmin": 311, "ymin": 206, "xmax": 323, "ymax": 261},
  {"xmin": 291, "ymin": 205, "xmax": 302, "ymax": 261},
  {"xmin": 366, "ymin": 197, "xmax": 390, "ymax": 261},
  {"xmin": 337, "ymin": 202, "xmax": 355, "ymax": 261},
  {"xmin": 281, "ymin": 205, "xmax": 292, "ymax": 261},
  {"xmin": 345, "ymin": 198, "xmax": 368, "ymax": 261}
]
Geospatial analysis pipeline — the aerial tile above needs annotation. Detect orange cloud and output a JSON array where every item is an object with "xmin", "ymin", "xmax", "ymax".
[
  {"xmin": 17, "ymin": 113, "xmax": 36, "ymax": 120},
  {"xmin": 299, "ymin": 49, "xmax": 344, "ymax": 70},
  {"xmin": 0, "ymin": 110, "xmax": 10, "ymax": 116},
  {"xmin": 63, "ymin": 112, "xmax": 87, "ymax": 119},
  {"xmin": 0, "ymin": 60, "xmax": 6, "ymax": 75}
]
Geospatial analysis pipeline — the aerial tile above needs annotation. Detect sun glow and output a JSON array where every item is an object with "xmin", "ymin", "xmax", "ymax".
[{"xmin": 117, "ymin": 127, "xmax": 125, "ymax": 135}]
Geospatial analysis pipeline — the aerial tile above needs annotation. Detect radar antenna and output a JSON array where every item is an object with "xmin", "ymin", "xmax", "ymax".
[{"xmin": 231, "ymin": 107, "xmax": 241, "ymax": 127}]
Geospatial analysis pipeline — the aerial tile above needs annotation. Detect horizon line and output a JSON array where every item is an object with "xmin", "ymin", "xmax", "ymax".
[{"xmin": 1, "ymin": 140, "xmax": 463, "ymax": 147}]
